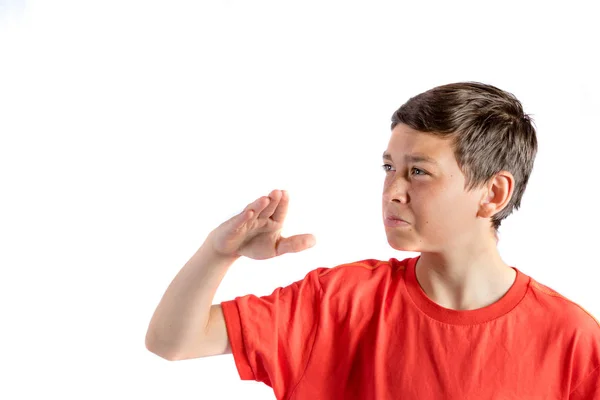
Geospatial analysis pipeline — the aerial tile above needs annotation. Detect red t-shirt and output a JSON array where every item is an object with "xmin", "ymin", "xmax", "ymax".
[{"xmin": 220, "ymin": 255, "xmax": 600, "ymax": 399}]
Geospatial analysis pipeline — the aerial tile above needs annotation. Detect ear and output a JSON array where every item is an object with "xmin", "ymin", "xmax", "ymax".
[{"xmin": 477, "ymin": 171, "xmax": 514, "ymax": 219}]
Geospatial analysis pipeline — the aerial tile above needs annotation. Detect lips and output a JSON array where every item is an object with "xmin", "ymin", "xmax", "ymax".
[{"xmin": 385, "ymin": 214, "xmax": 408, "ymax": 223}]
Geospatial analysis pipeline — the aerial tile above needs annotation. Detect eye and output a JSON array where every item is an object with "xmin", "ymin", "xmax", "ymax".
[{"xmin": 381, "ymin": 164, "xmax": 427, "ymax": 176}]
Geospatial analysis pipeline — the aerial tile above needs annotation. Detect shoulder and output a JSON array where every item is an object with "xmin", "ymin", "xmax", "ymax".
[
  {"xmin": 528, "ymin": 278, "xmax": 600, "ymax": 396},
  {"xmin": 528, "ymin": 277, "xmax": 600, "ymax": 332},
  {"xmin": 311, "ymin": 256, "xmax": 411, "ymax": 299},
  {"xmin": 317, "ymin": 256, "xmax": 406, "ymax": 280}
]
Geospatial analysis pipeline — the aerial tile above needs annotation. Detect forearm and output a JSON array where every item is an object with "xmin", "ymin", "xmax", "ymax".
[{"xmin": 145, "ymin": 232, "xmax": 240, "ymax": 358}]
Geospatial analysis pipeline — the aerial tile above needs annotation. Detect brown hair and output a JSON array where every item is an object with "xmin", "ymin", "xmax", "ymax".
[{"xmin": 390, "ymin": 81, "xmax": 538, "ymax": 238}]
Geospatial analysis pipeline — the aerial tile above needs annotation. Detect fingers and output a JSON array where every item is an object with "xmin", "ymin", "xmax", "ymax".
[
  {"xmin": 271, "ymin": 190, "xmax": 288, "ymax": 222},
  {"xmin": 244, "ymin": 195, "xmax": 268, "ymax": 214},
  {"xmin": 277, "ymin": 234, "xmax": 316, "ymax": 255},
  {"xmin": 258, "ymin": 189, "xmax": 283, "ymax": 220},
  {"xmin": 232, "ymin": 208, "xmax": 254, "ymax": 230},
  {"xmin": 234, "ymin": 197, "xmax": 263, "ymax": 227},
  {"xmin": 240, "ymin": 189, "xmax": 287, "ymax": 222}
]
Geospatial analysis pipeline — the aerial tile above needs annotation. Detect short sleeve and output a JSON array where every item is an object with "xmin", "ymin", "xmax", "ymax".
[
  {"xmin": 220, "ymin": 267, "xmax": 325, "ymax": 396},
  {"xmin": 568, "ymin": 308, "xmax": 600, "ymax": 400},
  {"xmin": 570, "ymin": 365, "xmax": 600, "ymax": 400}
]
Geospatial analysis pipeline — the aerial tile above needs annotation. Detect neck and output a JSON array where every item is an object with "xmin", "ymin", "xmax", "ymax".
[{"xmin": 414, "ymin": 239, "xmax": 516, "ymax": 311}]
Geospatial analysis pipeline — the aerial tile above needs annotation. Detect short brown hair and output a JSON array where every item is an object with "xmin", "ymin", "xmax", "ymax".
[{"xmin": 390, "ymin": 81, "xmax": 538, "ymax": 236}]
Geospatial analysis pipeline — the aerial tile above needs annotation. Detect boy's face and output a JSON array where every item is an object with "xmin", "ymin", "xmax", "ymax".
[{"xmin": 382, "ymin": 123, "xmax": 489, "ymax": 252}]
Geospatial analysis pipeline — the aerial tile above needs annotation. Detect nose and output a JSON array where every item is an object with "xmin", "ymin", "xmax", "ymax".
[{"xmin": 383, "ymin": 179, "xmax": 409, "ymax": 204}]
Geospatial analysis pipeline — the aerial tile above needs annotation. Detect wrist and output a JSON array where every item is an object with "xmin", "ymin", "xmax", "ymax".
[{"xmin": 202, "ymin": 231, "xmax": 241, "ymax": 261}]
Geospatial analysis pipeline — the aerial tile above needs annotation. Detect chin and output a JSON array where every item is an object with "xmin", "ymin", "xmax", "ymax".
[
  {"xmin": 385, "ymin": 236, "xmax": 424, "ymax": 253},
  {"xmin": 390, "ymin": 244, "xmax": 424, "ymax": 253}
]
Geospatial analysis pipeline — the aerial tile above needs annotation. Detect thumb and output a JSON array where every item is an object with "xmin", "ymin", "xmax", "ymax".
[{"xmin": 276, "ymin": 234, "xmax": 316, "ymax": 255}]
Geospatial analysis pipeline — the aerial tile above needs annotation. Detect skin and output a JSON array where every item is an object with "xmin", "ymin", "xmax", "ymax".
[{"xmin": 382, "ymin": 123, "xmax": 518, "ymax": 311}]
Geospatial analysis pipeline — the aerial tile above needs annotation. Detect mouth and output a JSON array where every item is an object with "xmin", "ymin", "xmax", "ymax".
[
  {"xmin": 384, "ymin": 216, "xmax": 410, "ymax": 227},
  {"xmin": 385, "ymin": 215, "xmax": 407, "ymax": 223}
]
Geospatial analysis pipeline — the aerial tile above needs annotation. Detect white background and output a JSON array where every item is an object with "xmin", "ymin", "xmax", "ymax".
[{"xmin": 1, "ymin": 0, "xmax": 599, "ymax": 398}]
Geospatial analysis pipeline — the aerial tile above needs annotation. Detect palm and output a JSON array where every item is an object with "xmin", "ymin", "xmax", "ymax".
[
  {"xmin": 210, "ymin": 190, "xmax": 315, "ymax": 260},
  {"xmin": 235, "ymin": 217, "xmax": 283, "ymax": 259}
]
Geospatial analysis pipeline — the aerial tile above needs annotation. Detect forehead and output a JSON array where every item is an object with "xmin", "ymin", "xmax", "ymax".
[{"xmin": 386, "ymin": 124, "xmax": 455, "ymax": 165}]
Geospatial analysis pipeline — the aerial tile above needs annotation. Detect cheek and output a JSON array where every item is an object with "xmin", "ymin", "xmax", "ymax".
[{"xmin": 419, "ymin": 189, "xmax": 466, "ymax": 223}]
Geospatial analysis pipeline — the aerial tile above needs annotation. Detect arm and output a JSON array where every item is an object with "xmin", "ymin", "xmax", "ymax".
[
  {"xmin": 145, "ymin": 231, "xmax": 238, "ymax": 361},
  {"xmin": 145, "ymin": 189, "xmax": 315, "ymax": 361}
]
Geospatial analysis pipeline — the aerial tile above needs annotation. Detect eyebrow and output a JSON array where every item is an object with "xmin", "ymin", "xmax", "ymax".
[{"xmin": 382, "ymin": 152, "xmax": 439, "ymax": 165}]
